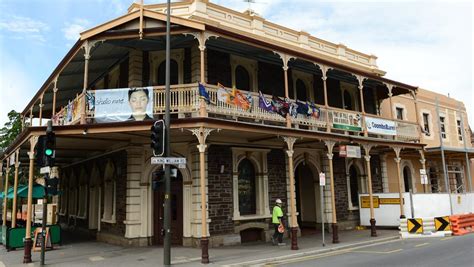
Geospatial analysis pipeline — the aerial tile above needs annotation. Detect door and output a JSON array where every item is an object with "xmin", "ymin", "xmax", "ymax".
[{"xmin": 153, "ymin": 169, "xmax": 183, "ymax": 245}]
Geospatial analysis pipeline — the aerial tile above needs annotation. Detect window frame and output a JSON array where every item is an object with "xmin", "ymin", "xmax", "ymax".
[
  {"xmin": 422, "ymin": 113, "xmax": 430, "ymax": 135},
  {"xmin": 440, "ymin": 116, "xmax": 447, "ymax": 139},
  {"xmin": 456, "ymin": 119, "xmax": 463, "ymax": 141},
  {"xmin": 396, "ymin": 107, "xmax": 404, "ymax": 120}
]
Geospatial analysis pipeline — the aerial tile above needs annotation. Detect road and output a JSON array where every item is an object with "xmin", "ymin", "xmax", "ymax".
[{"xmin": 266, "ymin": 235, "xmax": 474, "ymax": 267}]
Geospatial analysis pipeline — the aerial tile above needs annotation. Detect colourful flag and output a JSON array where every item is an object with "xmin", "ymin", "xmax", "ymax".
[
  {"xmin": 296, "ymin": 100, "xmax": 309, "ymax": 116},
  {"xmin": 217, "ymin": 83, "xmax": 231, "ymax": 104},
  {"xmin": 308, "ymin": 102, "xmax": 321, "ymax": 119},
  {"xmin": 271, "ymin": 96, "xmax": 289, "ymax": 118},
  {"xmin": 258, "ymin": 91, "xmax": 273, "ymax": 112},
  {"xmin": 232, "ymin": 88, "xmax": 251, "ymax": 111},
  {"xmin": 198, "ymin": 83, "xmax": 210, "ymax": 104}
]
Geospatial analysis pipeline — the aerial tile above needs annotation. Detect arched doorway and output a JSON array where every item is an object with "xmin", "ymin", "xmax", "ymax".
[
  {"xmin": 294, "ymin": 162, "xmax": 319, "ymax": 235},
  {"xmin": 403, "ymin": 166, "xmax": 412, "ymax": 192},
  {"xmin": 157, "ymin": 59, "xmax": 179, "ymax": 85},
  {"xmin": 153, "ymin": 168, "xmax": 183, "ymax": 245},
  {"xmin": 235, "ymin": 65, "xmax": 251, "ymax": 91},
  {"xmin": 349, "ymin": 165, "xmax": 359, "ymax": 208}
]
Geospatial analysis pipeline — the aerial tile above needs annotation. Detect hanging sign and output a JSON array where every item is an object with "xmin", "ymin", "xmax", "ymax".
[
  {"xmin": 339, "ymin": 145, "xmax": 361, "ymax": 158},
  {"xmin": 331, "ymin": 111, "xmax": 362, "ymax": 131},
  {"xmin": 319, "ymin": 172, "xmax": 326, "ymax": 186},
  {"xmin": 365, "ymin": 117, "xmax": 397, "ymax": 135},
  {"xmin": 420, "ymin": 169, "xmax": 428, "ymax": 185}
]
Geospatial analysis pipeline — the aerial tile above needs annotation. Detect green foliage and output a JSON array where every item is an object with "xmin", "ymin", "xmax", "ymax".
[{"xmin": 0, "ymin": 110, "xmax": 22, "ymax": 151}]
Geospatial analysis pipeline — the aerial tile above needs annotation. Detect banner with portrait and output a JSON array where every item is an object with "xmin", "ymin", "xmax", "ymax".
[{"xmin": 94, "ymin": 87, "xmax": 154, "ymax": 123}]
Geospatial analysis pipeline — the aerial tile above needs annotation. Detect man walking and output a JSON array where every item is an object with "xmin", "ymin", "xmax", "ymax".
[{"xmin": 272, "ymin": 199, "xmax": 285, "ymax": 246}]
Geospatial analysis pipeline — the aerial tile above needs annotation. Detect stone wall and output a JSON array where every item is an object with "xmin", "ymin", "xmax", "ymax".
[
  {"xmin": 267, "ymin": 149, "xmax": 288, "ymax": 209},
  {"xmin": 207, "ymin": 145, "xmax": 234, "ymax": 236},
  {"xmin": 333, "ymin": 155, "xmax": 349, "ymax": 221}
]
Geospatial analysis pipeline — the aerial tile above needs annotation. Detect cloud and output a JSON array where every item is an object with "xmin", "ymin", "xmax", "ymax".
[
  {"xmin": 0, "ymin": 15, "xmax": 49, "ymax": 42},
  {"xmin": 62, "ymin": 18, "xmax": 91, "ymax": 42}
]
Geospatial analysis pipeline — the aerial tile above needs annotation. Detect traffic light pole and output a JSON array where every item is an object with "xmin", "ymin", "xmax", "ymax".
[
  {"xmin": 40, "ymin": 184, "xmax": 47, "ymax": 265},
  {"xmin": 163, "ymin": 0, "xmax": 172, "ymax": 266}
]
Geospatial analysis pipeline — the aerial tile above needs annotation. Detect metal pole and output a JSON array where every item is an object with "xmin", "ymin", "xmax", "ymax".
[
  {"xmin": 320, "ymin": 185, "xmax": 325, "ymax": 247},
  {"xmin": 435, "ymin": 97, "xmax": 452, "ymax": 214},
  {"xmin": 163, "ymin": 0, "xmax": 172, "ymax": 265},
  {"xmin": 40, "ymin": 190, "xmax": 47, "ymax": 265}
]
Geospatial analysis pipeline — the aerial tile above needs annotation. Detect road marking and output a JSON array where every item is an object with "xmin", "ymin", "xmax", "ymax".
[
  {"xmin": 271, "ymin": 249, "xmax": 352, "ymax": 265},
  {"xmin": 441, "ymin": 237, "xmax": 453, "ymax": 241},
  {"xmin": 0, "ymin": 261, "xmax": 5, "ymax": 267},
  {"xmin": 89, "ymin": 256, "xmax": 105, "ymax": 262},
  {"xmin": 415, "ymin": 242, "xmax": 429, "ymax": 247},
  {"xmin": 353, "ymin": 249, "xmax": 403, "ymax": 254}
]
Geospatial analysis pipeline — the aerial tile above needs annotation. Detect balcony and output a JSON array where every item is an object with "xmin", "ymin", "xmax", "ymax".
[{"xmin": 64, "ymin": 83, "xmax": 421, "ymax": 142}]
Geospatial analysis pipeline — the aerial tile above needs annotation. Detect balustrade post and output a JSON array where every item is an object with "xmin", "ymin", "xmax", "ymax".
[
  {"xmin": 52, "ymin": 77, "xmax": 58, "ymax": 116},
  {"xmin": 412, "ymin": 91, "xmax": 423, "ymax": 143},
  {"xmin": 356, "ymin": 75, "xmax": 368, "ymax": 137},
  {"xmin": 324, "ymin": 140, "xmax": 339, "ymax": 243},
  {"xmin": 315, "ymin": 64, "xmax": 332, "ymax": 133},
  {"xmin": 38, "ymin": 93, "xmax": 44, "ymax": 126},
  {"xmin": 24, "ymin": 136, "xmax": 38, "ymax": 263},
  {"xmin": 2, "ymin": 158, "xmax": 10, "ymax": 227},
  {"xmin": 363, "ymin": 144, "xmax": 376, "ymax": 236},
  {"xmin": 419, "ymin": 150, "xmax": 429, "ymax": 193},
  {"xmin": 275, "ymin": 52, "xmax": 294, "ymax": 128},
  {"xmin": 393, "ymin": 146, "xmax": 405, "ymax": 219},
  {"xmin": 386, "ymin": 84, "xmax": 394, "ymax": 119},
  {"xmin": 283, "ymin": 136, "xmax": 299, "ymax": 250},
  {"xmin": 12, "ymin": 150, "xmax": 20, "ymax": 228}
]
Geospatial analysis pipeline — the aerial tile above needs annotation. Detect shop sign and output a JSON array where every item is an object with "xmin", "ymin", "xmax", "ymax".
[
  {"xmin": 365, "ymin": 117, "xmax": 397, "ymax": 135},
  {"xmin": 331, "ymin": 111, "xmax": 362, "ymax": 131},
  {"xmin": 339, "ymin": 145, "xmax": 361, "ymax": 158}
]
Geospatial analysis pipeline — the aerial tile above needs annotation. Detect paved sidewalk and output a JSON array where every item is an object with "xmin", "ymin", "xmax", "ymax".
[{"xmin": 0, "ymin": 229, "xmax": 399, "ymax": 267}]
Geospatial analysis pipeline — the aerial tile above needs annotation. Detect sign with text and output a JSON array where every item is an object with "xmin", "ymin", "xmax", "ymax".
[
  {"xmin": 151, "ymin": 157, "xmax": 187, "ymax": 165},
  {"xmin": 319, "ymin": 172, "xmax": 326, "ymax": 186},
  {"xmin": 365, "ymin": 117, "xmax": 397, "ymax": 135},
  {"xmin": 94, "ymin": 87, "xmax": 154, "ymax": 123},
  {"xmin": 339, "ymin": 145, "xmax": 361, "ymax": 158},
  {"xmin": 360, "ymin": 196, "xmax": 380, "ymax": 208},
  {"xmin": 331, "ymin": 111, "xmax": 362, "ymax": 131}
]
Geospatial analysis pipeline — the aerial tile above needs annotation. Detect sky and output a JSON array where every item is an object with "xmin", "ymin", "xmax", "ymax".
[{"xmin": 0, "ymin": 0, "xmax": 472, "ymax": 126}]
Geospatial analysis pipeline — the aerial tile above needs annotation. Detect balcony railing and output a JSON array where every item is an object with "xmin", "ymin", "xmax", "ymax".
[{"xmin": 52, "ymin": 83, "xmax": 419, "ymax": 143}]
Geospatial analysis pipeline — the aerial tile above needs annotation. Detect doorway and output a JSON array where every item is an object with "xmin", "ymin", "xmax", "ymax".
[
  {"xmin": 403, "ymin": 166, "xmax": 412, "ymax": 192},
  {"xmin": 295, "ymin": 163, "xmax": 319, "ymax": 235},
  {"xmin": 153, "ymin": 168, "xmax": 183, "ymax": 245}
]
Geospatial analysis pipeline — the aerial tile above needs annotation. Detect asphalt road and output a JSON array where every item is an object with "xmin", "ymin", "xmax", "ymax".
[{"xmin": 268, "ymin": 235, "xmax": 474, "ymax": 267}]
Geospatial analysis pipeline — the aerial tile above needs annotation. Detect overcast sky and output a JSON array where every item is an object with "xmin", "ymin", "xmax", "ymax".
[{"xmin": 0, "ymin": 0, "xmax": 472, "ymax": 126}]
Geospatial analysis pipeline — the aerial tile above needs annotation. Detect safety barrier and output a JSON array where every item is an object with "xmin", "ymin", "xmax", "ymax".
[
  {"xmin": 399, "ymin": 217, "xmax": 452, "ymax": 238},
  {"xmin": 450, "ymin": 213, "xmax": 474, "ymax": 236}
]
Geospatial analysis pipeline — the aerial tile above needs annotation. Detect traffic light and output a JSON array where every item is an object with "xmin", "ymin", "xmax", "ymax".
[
  {"xmin": 151, "ymin": 120, "xmax": 165, "ymax": 156},
  {"xmin": 35, "ymin": 136, "xmax": 46, "ymax": 167},
  {"xmin": 45, "ymin": 175, "xmax": 59, "ymax": 196},
  {"xmin": 44, "ymin": 121, "xmax": 56, "ymax": 167},
  {"xmin": 152, "ymin": 169, "xmax": 165, "ymax": 191}
]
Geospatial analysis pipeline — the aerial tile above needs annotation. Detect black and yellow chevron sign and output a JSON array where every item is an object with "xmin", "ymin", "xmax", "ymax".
[
  {"xmin": 407, "ymin": 218, "xmax": 423, "ymax": 233},
  {"xmin": 435, "ymin": 216, "xmax": 451, "ymax": 231}
]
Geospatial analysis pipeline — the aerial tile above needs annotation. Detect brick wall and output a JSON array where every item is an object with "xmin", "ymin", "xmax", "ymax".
[
  {"xmin": 333, "ymin": 155, "xmax": 349, "ymax": 221},
  {"xmin": 267, "ymin": 149, "xmax": 287, "ymax": 213},
  {"xmin": 207, "ymin": 145, "xmax": 234, "ymax": 235}
]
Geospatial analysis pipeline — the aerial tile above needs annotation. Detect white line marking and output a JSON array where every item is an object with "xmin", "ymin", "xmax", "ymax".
[
  {"xmin": 415, "ymin": 243, "xmax": 429, "ymax": 247},
  {"xmin": 89, "ymin": 256, "xmax": 105, "ymax": 262}
]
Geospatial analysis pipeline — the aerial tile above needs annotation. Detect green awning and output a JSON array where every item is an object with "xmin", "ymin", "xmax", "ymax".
[{"xmin": 0, "ymin": 184, "xmax": 46, "ymax": 199}]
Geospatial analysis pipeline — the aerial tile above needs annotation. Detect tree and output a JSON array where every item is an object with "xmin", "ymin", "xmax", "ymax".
[{"xmin": 0, "ymin": 110, "xmax": 22, "ymax": 152}]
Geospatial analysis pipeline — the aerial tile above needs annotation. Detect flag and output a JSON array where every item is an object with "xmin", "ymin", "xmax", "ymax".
[
  {"xmin": 217, "ymin": 83, "xmax": 231, "ymax": 104},
  {"xmin": 271, "ymin": 96, "xmax": 289, "ymax": 118},
  {"xmin": 232, "ymin": 88, "xmax": 251, "ymax": 111},
  {"xmin": 246, "ymin": 92, "xmax": 253, "ymax": 110},
  {"xmin": 308, "ymin": 102, "xmax": 320, "ymax": 119},
  {"xmin": 86, "ymin": 91, "xmax": 95, "ymax": 111},
  {"xmin": 198, "ymin": 83, "xmax": 210, "ymax": 104},
  {"xmin": 289, "ymin": 101, "xmax": 298, "ymax": 118},
  {"xmin": 258, "ymin": 91, "xmax": 273, "ymax": 112}
]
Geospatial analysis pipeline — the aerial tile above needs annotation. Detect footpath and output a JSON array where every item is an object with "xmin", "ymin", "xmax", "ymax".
[{"xmin": 0, "ymin": 229, "xmax": 399, "ymax": 267}]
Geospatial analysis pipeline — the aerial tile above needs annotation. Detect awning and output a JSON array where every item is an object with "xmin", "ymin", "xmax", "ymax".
[{"xmin": 0, "ymin": 184, "xmax": 46, "ymax": 199}]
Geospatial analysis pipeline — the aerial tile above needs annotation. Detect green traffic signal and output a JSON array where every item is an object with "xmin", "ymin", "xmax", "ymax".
[{"xmin": 45, "ymin": 148, "xmax": 53, "ymax": 156}]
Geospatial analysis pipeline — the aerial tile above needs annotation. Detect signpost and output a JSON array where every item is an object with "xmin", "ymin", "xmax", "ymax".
[
  {"xmin": 319, "ymin": 172, "xmax": 325, "ymax": 247},
  {"xmin": 151, "ymin": 157, "xmax": 187, "ymax": 165}
]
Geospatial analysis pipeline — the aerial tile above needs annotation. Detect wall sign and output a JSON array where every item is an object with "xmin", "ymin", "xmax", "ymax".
[
  {"xmin": 331, "ymin": 111, "xmax": 362, "ymax": 131},
  {"xmin": 365, "ymin": 117, "xmax": 397, "ymax": 135},
  {"xmin": 339, "ymin": 145, "xmax": 361, "ymax": 158}
]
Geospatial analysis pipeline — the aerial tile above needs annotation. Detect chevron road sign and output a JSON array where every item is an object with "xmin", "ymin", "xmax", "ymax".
[
  {"xmin": 407, "ymin": 218, "xmax": 423, "ymax": 234},
  {"xmin": 434, "ymin": 216, "xmax": 451, "ymax": 231}
]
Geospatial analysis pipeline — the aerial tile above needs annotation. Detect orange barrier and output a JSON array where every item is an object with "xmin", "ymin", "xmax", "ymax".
[{"xmin": 450, "ymin": 213, "xmax": 474, "ymax": 236}]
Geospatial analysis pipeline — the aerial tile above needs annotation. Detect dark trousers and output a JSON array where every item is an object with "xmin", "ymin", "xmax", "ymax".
[{"xmin": 273, "ymin": 224, "xmax": 283, "ymax": 243}]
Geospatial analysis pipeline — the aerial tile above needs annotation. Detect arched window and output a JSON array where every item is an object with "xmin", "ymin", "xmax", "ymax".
[
  {"xmin": 235, "ymin": 65, "xmax": 250, "ymax": 91},
  {"xmin": 296, "ymin": 79, "xmax": 307, "ymax": 101},
  {"xmin": 343, "ymin": 90, "xmax": 353, "ymax": 110},
  {"xmin": 403, "ymin": 166, "xmax": 412, "ymax": 192},
  {"xmin": 238, "ymin": 158, "xmax": 256, "ymax": 215},
  {"xmin": 157, "ymin": 60, "xmax": 179, "ymax": 85},
  {"xmin": 349, "ymin": 165, "xmax": 359, "ymax": 207}
]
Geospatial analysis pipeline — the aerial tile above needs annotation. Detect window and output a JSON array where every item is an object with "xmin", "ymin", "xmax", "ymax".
[
  {"xmin": 235, "ymin": 65, "xmax": 250, "ymax": 91},
  {"xmin": 457, "ymin": 120, "xmax": 463, "ymax": 141},
  {"xmin": 343, "ymin": 90, "xmax": 353, "ymax": 110},
  {"xmin": 440, "ymin": 116, "xmax": 446, "ymax": 139},
  {"xmin": 238, "ymin": 159, "xmax": 256, "ymax": 215},
  {"xmin": 349, "ymin": 165, "xmax": 359, "ymax": 207},
  {"xmin": 422, "ymin": 113, "xmax": 430, "ymax": 135},
  {"xmin": 296, "ymin": 79, "xmax": 307, "ymax": 101},
  {"xmin": 157, "ymin": 59, "xmax": 178, "ymax": 85},
  {"xmin": 396, "ymin": 107, "xmax": 404, "ymax": 120},
  {"xmin": 102, "ymin": 161, "xmax": 116, "ymax": 223}
]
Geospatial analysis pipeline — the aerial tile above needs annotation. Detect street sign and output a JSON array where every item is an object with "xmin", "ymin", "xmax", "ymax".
[
  {"xmin": 419, "ymin": 169, "xmax": 426, "ymax": 175},
  {"xmin": 151, "ymin": 157, "xmax": 186, "ymax": 165},
  {"xmin": 407, "ymin": 218, "xmax": 423, "ymax": 234},
  {"xmin": 434, "ymin": 216, "xmax": 451, "ymax": 231},
  {"xmin": 339, "ymin": 145, "xmax": 361, "ymax": 158},
  {"xmin": 420, "ymin": 174, "xmax": 428, "ymax": 185},
  {"xmin": 319, "ymin": 172, "xmax": 326, "ymax": 186},
  {"xmin": 40, "ymin": 166, "xmax": 51, "ymax": 174}
]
